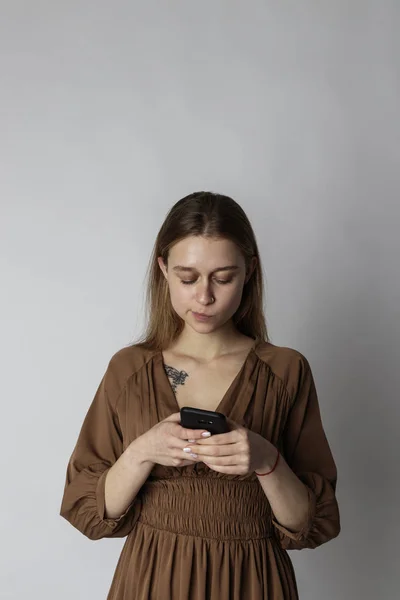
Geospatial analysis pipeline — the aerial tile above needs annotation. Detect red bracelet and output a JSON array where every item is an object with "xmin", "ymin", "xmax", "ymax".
[{"xmin": 255, "ymin": 448, "xmax": 280, "ymax": 476}]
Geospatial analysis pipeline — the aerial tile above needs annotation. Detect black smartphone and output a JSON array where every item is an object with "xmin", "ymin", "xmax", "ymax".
[{"xmin": 180, "ymin": 406, "xmax": 229, "ymax": 435}]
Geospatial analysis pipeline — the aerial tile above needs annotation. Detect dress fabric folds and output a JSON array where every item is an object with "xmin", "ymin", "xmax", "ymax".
[{"xmin": 60, "ymin": 341, "xmax": 340, "ymax": 599}]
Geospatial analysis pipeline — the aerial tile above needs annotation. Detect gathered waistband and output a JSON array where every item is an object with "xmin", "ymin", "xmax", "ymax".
[{"xmin": 137, "ymin": 476, "xmax": 273, "ymax": 541}]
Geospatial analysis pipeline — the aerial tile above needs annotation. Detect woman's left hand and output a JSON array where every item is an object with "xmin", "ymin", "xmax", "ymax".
[{"xmin": 183, "ymin": 418, "xmax": 278, "ymax": 475}]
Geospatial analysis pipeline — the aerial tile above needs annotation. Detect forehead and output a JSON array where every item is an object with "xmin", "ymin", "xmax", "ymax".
[{"xmin": 168, "ymin": 236, "xmax": 244, "ymax": 269}]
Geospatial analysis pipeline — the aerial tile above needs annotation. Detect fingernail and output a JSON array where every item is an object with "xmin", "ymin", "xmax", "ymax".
[
  {"xmin": 183, "ymin": 447, "xmax": 191, "ymax": 453},
  {"xmin": 201, "ymin": 431, "xmax": 211, "ymax": 438},
  {"xmin": 188, "ymin": 439, "xmax": 195, "ymax": 443},
  {"xmin": 190, "ymin": 453, "xmax": 198, "ymax": 458}
]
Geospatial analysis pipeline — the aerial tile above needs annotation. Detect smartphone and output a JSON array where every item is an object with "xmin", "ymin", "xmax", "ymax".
[{"xmin": 180, "ymin": 406, "xmax": 229, "ymax": 435}]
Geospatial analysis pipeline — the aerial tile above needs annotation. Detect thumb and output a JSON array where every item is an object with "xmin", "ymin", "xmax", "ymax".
[{"xmin": 163, "ymin": 412, "xmax": 181, "ymax": 423}]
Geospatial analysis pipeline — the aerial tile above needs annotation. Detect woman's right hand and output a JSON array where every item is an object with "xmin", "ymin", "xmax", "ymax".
[{"xmin": 132, "ymin": 412, "xmax": 210, "ymax": 468}]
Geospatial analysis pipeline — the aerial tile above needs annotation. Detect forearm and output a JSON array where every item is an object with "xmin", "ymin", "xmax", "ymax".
[
  {"xmin": 104, "ymin": 437, "xmax": 154, "ymax": 519},
  {"xmin": 257, "ymin": 453, "xmax": 309, "ymax": 533}
]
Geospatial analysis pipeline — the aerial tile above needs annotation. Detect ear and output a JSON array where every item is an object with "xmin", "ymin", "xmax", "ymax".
[
  {"xmin": 157, "ymin": 256, "xmax": 168, "ymax": 280},
  {"xmin": 245, "ymin": 256, "xmax": 257, "ymax": 284}
]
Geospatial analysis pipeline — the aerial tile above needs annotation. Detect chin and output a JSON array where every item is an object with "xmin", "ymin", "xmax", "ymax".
[{"xmin": 180, "ymin": 312, "xmax": 215, "ymax": 329}]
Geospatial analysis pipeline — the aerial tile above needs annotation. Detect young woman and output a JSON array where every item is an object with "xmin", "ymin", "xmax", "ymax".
[{"xmin": 60, "ymin": 191, "xmax": 340, "ymax": 599}]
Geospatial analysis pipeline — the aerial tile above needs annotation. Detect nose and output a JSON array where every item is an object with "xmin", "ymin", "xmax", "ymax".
[{"xmin": 195, "ymin": 281, "xmax": 215, "ymax": 305}]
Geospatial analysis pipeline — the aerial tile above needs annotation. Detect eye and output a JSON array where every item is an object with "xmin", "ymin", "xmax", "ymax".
[{"xmin": 180, "ymin": 279, "xmax": 233, "ymax": 285}]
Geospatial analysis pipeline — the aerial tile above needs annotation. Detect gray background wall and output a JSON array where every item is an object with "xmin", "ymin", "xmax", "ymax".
[{"xmin": 1, "ymin": 1, "xmax": 399, "ymax": 598}]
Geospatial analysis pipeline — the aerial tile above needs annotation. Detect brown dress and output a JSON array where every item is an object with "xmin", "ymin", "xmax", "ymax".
[{"xmin": 60, "ymin": 340, "xmax": 340, "ymax": 599}]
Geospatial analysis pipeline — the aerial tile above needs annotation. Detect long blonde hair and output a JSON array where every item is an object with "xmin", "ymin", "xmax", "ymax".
[{"xmin": 135, "ymin": 191, "xmax": 269, "ymax": 350}]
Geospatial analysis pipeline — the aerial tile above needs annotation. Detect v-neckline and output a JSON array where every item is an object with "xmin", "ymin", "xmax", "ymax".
[{"xmin": 156, "ymin": 338, "xmax": 260, "ymax": 417}]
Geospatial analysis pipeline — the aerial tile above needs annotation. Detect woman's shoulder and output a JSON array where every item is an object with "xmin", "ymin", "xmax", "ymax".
[
  {"xmin": 255, "ymin": 340, "xmax": 312, "ymax": 398},
  {"xmin": 103, "ymin": 343, "xmax": 158, "ymax": 402},
  {"xmin": 109, "ymin": 342, "xmax": 157, "ymax": 371}
]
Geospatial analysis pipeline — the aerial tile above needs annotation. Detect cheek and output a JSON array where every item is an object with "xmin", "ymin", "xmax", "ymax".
[
  {"xmin": 220, "ymin": 284, "xmax": 245, "ymax": 310},
  {"xmin": 169, "ymin": 283, "xmax": 191, "ymax": 307}
]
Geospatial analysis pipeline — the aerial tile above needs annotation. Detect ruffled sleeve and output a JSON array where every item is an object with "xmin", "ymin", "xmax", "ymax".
[
  {"xmin": 272, "ymin": 355, "xmax": 340, "ymax": 550},
  {"xmin": 60, "ymin": 363, "xmax": 141, "ymax": 540}
]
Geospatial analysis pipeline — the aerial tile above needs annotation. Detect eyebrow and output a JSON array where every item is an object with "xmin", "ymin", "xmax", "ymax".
[{"xmin": 172, "ymin": 265, "xmax": 240, "ymax": 274}]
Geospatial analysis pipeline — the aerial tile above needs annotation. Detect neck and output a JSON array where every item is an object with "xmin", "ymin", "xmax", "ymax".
[{"xmin": 171, "ymin": 322, "xmax": 251, "ymax": 361}]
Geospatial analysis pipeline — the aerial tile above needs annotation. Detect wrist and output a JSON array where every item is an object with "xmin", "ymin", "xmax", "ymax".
[
  {"xmin": 127, "ymin": 436, "xmax": 155, "ymax": 468},
  {"xmin": 255, "ymin": 442, "xmax": 280, "ymax": 476}
]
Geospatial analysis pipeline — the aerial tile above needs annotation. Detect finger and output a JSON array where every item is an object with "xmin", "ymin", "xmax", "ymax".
[
  {"xmin": 171, "ymin": 456, "xmax": 201, "ymax": 467},
  {"xmin": 197, "ymin": 454, "xmax": 241, "ymax": 466},
  {"xmin": 171, "ymin": 446, "xmax": 201, "ymax": 463},
  {"xmin": 193, "ymin": 430, "xmax": 239, "ymax": 445},
  {"xmin": 204, "ymin": 463, "xmax": 243, "ymax": 474},
  {"xmin": 184, "ymin": 443, "xmax": 239, "ymax": 457},
  {"xmin": 181, "ymin": 448, "xmax": 201, "ymax": 459},
  {"xmin": 179, "ymin": 455, "xmax": 201, "ymax": 464},
  {"xmin": 177, "ymin": 426, "xmax": 211, "ymax": 441},
  {"xmin": 170, "ymin": 436, "xmax": 209, "ymax": 456}
]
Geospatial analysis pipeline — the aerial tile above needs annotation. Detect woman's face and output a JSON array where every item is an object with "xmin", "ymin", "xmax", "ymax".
[{"xmin": 158, "ymin": 236, "xmax": 256, "ymax": 334}]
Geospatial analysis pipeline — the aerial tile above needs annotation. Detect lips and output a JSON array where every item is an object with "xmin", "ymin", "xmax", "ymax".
[{"xmin": 192, "ymin": 311, "xmax": 213, "ymax": 319}]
